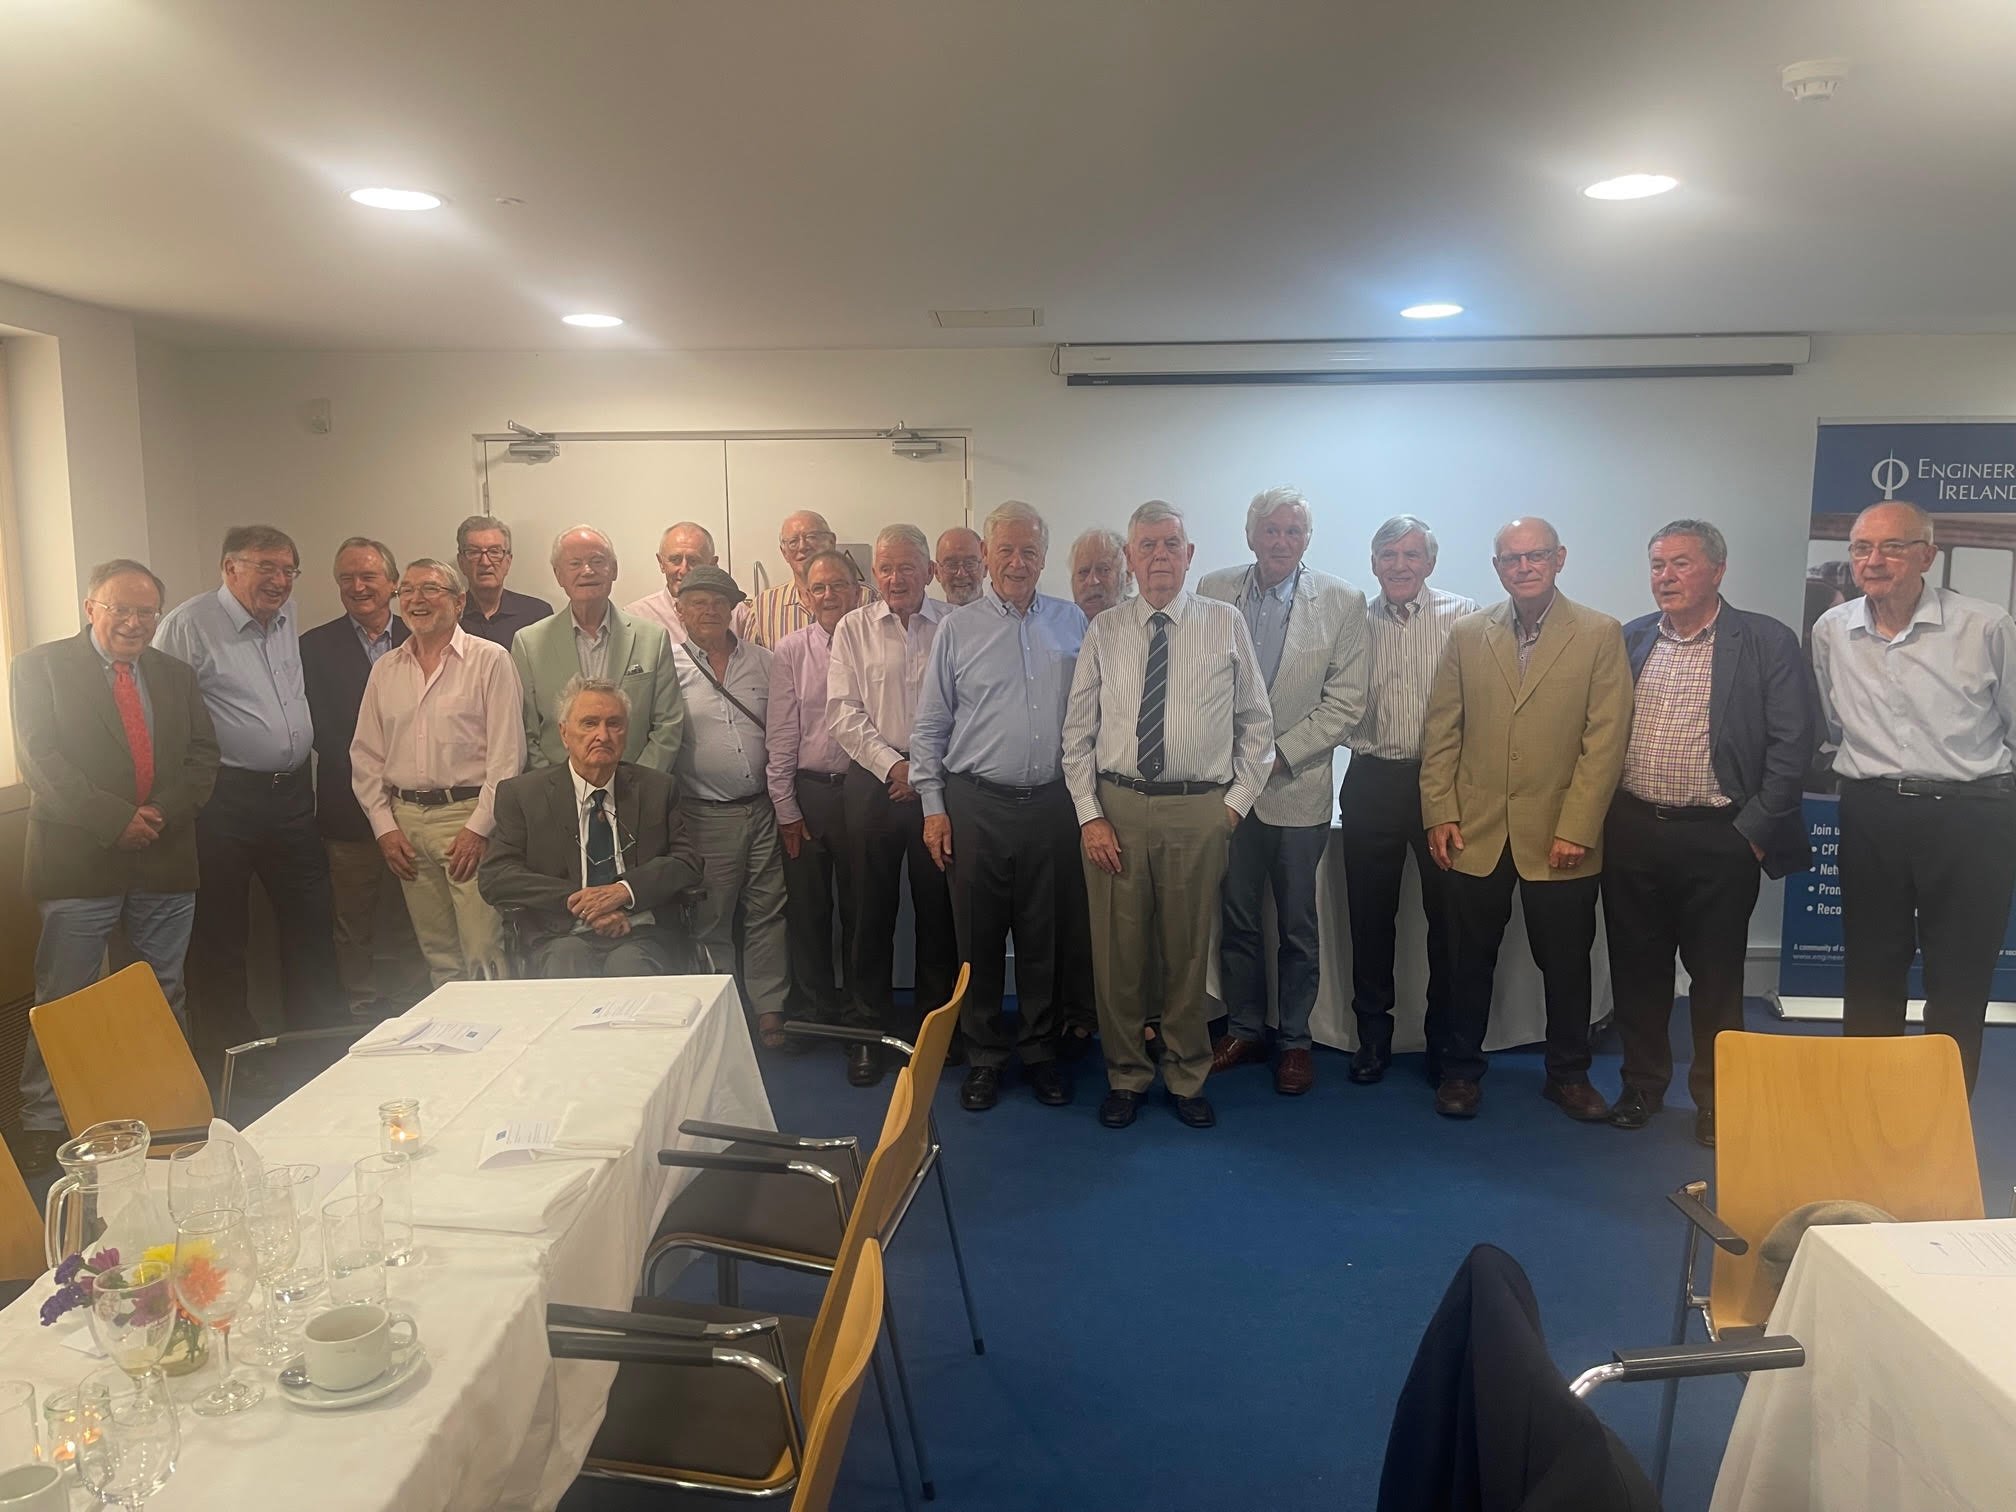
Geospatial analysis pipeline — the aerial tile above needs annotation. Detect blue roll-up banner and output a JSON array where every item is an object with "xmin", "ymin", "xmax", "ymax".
[{"xmin": 1779, "ymin": 419, "xmax": 2016, "ymax": 1012}]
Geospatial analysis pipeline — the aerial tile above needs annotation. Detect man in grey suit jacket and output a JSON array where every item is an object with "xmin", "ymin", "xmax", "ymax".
[
  {"xmin": 1199, "ymin": 487, "xmax": 1369, "ymax": 1094},
  {"xmin": 478, "ymin": 676, "xmax": 702, "ymax": 976},
  {"xmin": 510, "ymin": 525, "xmax": 686, "ymax": 773}
]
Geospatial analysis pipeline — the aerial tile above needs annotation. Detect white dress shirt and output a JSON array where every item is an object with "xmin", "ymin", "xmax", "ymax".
[
  {"xmin": 1352, "ymin": 586, "xmax": 1479, "ymax": 760},
  {"xmin": 1062, "ymin": 589, "xmax": 1275, "ymax": 823},
  {"xmin": 826, "ymin": 598, "xmax": 947, "ymax": 780},
  {"xmin": 671, "ymin": 637, "xmax": 773, "ymax": 801},
  {"xmin": 621, "ymin": 587, "xmax": 689, "ymax": 645},
  {"xmin": 568, "ymin": 762, "xmax": 656, "ymax": 923},
  {"xmin": 349, "ymin": 626, "xmax": 525, "ymax": 838},
  {"xmin": 1812, "ymin": 586, "xmax": 2016, "ymax": 782}
]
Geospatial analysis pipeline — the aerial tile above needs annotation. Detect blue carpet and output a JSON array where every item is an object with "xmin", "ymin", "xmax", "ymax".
[{"xmin": 567, "ymin": 1002, "xmax": 2016, "ymax": 1512}]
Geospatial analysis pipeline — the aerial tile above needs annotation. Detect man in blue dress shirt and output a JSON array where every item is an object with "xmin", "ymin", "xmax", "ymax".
[
  {"xmin": 155, "ymin": 524, "xmax": 344, "ymax": 1070},
  {"xmin": 914, "ymin": 501, "xmax": 1090, "ymax": 1112}
]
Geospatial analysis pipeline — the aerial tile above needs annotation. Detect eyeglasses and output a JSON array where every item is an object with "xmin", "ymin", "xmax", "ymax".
[
  {"xmin": 460, "ymin": 546, "xmax": 510, "ymax": 562},
  {"xmin": 232, "ymin": 559, "xmax": 301, "ymax": 582},
  {"xmin": 1493, "ymin": 548, "xmax": 1559, "ymax": 569},
  {"xmin": 87, "ymin": 601, "xmax": 161, "ymax": 625},
  {"xmin": 780, "ymin": 533, "xmax": 836, "ymax": 551},
  {"xmin": 560, "ymin": 557, "xmax": 613, "ymax": 574},
  {"xmin": 396, "ymin": 583, "xmax": 457, "ymax": 600},
  {"xmin": 1847, "ymin": 539, "xmax": 1930, "ymax": 561}
]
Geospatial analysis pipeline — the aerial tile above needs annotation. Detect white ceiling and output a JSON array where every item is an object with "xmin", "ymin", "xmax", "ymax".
[{"xmin": 3, "ymin": 0, "xmax": 2014, "ymax": 351}]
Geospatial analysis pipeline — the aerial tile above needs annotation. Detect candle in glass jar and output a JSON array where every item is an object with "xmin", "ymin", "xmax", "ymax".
[{"xmin": 379, "ymin": 1097, "xmax": 422, "ymax": 1155}]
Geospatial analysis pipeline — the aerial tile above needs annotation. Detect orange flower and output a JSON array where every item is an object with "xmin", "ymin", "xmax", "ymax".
[{"xmin": 176, "ymin": 1253, "xmax": 226, "ymax": 1312}]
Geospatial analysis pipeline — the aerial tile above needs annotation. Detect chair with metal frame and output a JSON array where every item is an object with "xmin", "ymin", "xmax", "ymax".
[
  {"xmin": 496, "ymin": 886, "xmax": 716, "ymax": 979},
  {"xmin": 641, "ymin": 970, "xmax": 974, "ymax": 1502},
  {"xmin": 1652, "ymin": 1030, "xmax": 1982, "ymax": 1493},
  {"xmin": 548, "ymin": 1082, "xmax": 914, "ymax": 1505}
]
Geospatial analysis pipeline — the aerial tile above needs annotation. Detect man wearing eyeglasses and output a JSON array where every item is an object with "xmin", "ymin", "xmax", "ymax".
[
  {"xmin": 156, "ymin": 525, "xmax": 345, "ymax": 1071},
  {"xmin": 1811, "ymin": 500, "xmax": 2016, "ymax": 1094},
  {"xmin": 1418, "ymin": 517, "xmax": 1632, "ymax": 1121},
  {"xmin": 455, "ymin": 515, "xmax": 554, "ymax": 648},
  {"xmin": 8, "ymin": 559, "xmax": 219, "ymax": 1174},
  {"xmin": 743, "ymin": 510, "xmax": 844, "ymax": 649}
]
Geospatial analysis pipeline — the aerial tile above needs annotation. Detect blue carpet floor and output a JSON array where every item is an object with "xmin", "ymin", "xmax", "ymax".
[{"xmin": 568, "ymin": 1002, "xmax": 2016, "ymax": 1512}]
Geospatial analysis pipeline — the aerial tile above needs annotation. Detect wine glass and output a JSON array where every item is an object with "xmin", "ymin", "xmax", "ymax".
[
  {"xmin": 234, "ymin": 1174, "xmax": 302, "ymax": 1368},
  {"xmin": 170, "ymin": 1209, "xmax": 263, "ymax": 1416},
  {"xmin": 165, "ymin": 1143, "xmax": 245, "ymax": 1224},
  {"xmin": 87, "ymin": 1260, "xmax": 177, "ymax": 1377},
  {"xmin": 74, "ymin": 1368, "xmax": 178, "ymax": 1510}
]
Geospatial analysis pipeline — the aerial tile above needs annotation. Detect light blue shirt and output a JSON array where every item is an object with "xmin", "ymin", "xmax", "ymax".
[
  {"xmin": 352, "ymin": 615, "xmax": 398, "ymax": 665},
  {"xmin": 154, "ymin": 585, "xmax": 313, "ymax": 771},
  {"xmin": 1239, "ymin": 566, "xmax": 1298, "ymax": 688},
  {"xmin": 89, "ymin": 627, "xmax": 154, "ymax": 736},
  {"xmin": 912, "ymin": 588, "xmax": 1088, "ymax": 817}
]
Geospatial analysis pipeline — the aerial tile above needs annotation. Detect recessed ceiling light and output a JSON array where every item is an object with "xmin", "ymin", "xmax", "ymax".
[
  {"xmin": 561, "ymin": 313, "xmax": 624, "ymax": 328},
  {"xmin": 1400, "ymin": 303, "xmax": 1463, "ymax": 320},
  {"xmin": 348, "ymin": 187, "xmax": 443, "ymax": 211},
  {"xmin": 1582, "ymin": 173, "xmax": 1679, "ymax": 201}
]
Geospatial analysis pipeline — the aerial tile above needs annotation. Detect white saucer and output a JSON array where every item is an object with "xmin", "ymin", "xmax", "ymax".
[{"xmin": 277, "ymin": 1346, "xmax": 427, "ymax": 1410}]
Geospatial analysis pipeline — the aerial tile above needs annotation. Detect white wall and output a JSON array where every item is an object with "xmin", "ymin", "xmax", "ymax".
[{"xmin": 143, "ymin": 331, "xmax": 2016, "ymax": 950}]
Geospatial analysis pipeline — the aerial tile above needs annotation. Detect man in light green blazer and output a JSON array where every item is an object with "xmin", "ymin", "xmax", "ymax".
[{"xmin": 511, "ymin": 525, "xmax": 686, "ymax": 773}]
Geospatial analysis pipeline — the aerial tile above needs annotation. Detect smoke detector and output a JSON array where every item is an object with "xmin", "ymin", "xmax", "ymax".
[{"xmin": 1781, "ymin": 58, "xmax": 1849, "ymax": 103}]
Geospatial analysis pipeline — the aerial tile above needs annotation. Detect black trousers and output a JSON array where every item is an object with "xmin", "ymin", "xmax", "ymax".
[
  {"xmin": 944, "ymin": 774, "xmax": 1086, "ymax": 1067},
  {"xmin": 1601, "ymin": 793, "xmax": 1759, "ymax": 1108},
  {"xmin": 781, "ymin": 772, "xmax": 857, "ymax": 1022},
  {"xmin": 844, "ymin": 764, "xmax": 957, "ymax": 1037},
  {"xmin": 1443, "ymin": 843, "xmax": 1599, "ymax": 1084},
  {"xmin": 189, "ymin": 765, "xmax": 342, "ymax": 1068},
  {"xmin": 1839, "ymin": 777, "xmax": 2016, "ymax": 1092},
  {"xmin": 1337, "ymin": 755, "xmax": 1456, "ymax": 1061}
]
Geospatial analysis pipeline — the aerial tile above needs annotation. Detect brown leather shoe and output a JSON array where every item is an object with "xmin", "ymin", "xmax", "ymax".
[
  {"xmin": 1434, "ymin": 1078, "xmax": 1482, "ymax": 1118},
  {"xmin": 1543, "ymin": 1079, "xmax": 1612, "ymax": 1122},
  {"xmin": 1274, "ymin": 1048, "xmax": 1315, "ymax": 1096},
  {"xmin": 1210, "ymin": 1035, "xmax": 1270, "ymax": 1074}
]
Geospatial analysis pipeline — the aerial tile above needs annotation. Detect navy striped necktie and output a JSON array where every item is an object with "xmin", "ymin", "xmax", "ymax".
[
  {"xmin": 1136, "ymin": 611, "xmax": 1171, "ymax": 779},
  {"xmin": 586, "ymin": 790, "xmax": 617, "ymax": 885}
]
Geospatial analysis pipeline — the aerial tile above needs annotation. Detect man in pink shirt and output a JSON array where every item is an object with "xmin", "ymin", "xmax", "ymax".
[
  {"xmin": 352, "ymin": 558, "xmax": 526, "ymax": 985},
  {"xmin": 623, "ymin": 521, "xmax": 718, "ymax": 645}
]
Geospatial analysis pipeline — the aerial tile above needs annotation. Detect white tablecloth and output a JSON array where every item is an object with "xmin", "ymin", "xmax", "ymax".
[
  {"xmin": 1710, "ymin": 1220, "xmax": 2016, "ymax": 1512},
  {"xmin": 0, "ymin": 974, "xmax": 772, "ymax": 1512}
]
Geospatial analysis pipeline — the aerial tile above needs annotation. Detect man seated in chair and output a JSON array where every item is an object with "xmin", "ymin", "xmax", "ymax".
[{"xmin": 478, "ymin": 676, "xmax": 702, "ymax": 977}]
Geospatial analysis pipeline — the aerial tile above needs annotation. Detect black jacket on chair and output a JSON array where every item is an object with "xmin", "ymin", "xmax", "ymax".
[
  {"xmin": 301, "ymin": 614, "xmax": 410, "ymax": 842},
  {"xmin": 1378, "ymin": 1245, "xmax": 1659, "ymax": 1512}
]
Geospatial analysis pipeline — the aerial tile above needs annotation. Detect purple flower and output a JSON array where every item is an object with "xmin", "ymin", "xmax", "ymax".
[
  {"xmin": 53, "ymin": 1252, "xmax": 83, "ymax": 1286},
  {"xmin": 39, "ymin": 1283, "xmax": 88, "ymax": 1327},
  {"xmin": 86, "ymin": 1248, "xmax": 119, "ymax": 1273}
]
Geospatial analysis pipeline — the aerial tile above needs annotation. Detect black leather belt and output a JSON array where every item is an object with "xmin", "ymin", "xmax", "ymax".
[
  {"xmin": 1099, "ymin": 772, "xmax": 1227, "ymax": 798},
  {"xmin": 796, "ymin": 770, "xmax": 848, "ymax": 787},
  {"xmin": 1616, "ymin": 790, "xmax": 1735, "ymax": 822},
  {"xmin": 1848, "ymin": 773, "xmax": 2016, "ymax": 800},
  {"xmin": 952, "ymin": 769, "xmax": 1062, "ymax": 802},
  {"xmin": 687, "ymin": 792, "xmax": 766, "ymax": 807},
  {"xmin": 393, "ymin": 786, "xmax": 481, "ymax": 806},
  {"xmin": 218, "ymin": 762, "xmax": 310, "ymax": 792}
]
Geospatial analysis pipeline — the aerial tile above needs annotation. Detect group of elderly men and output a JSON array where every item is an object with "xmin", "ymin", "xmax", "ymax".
[{"xmin": 10, "ymin": 486, "xmax": 2011, "ymax": 1169}]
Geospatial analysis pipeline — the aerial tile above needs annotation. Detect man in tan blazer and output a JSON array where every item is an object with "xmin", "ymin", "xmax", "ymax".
[{"xmin": 1419, "ymin": 517, "xmax": 1631, "ymax": 1121}]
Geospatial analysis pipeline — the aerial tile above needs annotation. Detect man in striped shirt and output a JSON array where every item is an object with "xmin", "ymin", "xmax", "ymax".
[
  {"xmin": 1340, "ymin": 515, "xmax": 1478, "ymax": 1085},
  {"xmin": 742, "ymin": 510, "xmax": 838, "ymax": 648}
]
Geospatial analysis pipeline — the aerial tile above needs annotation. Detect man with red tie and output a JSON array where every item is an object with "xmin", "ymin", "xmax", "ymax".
[{"xmin": 7, "ymin": 560, "xmax": 219, "ymax": 1174}]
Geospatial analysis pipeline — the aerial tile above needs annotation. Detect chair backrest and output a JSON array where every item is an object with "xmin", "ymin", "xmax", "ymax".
[
  {"xmin": 0, "ymin": 1139, "xmax": 42, "ymax": 1283},
  {"xmin": 29, "ymin": 963, "xmax": 212, "ymax": 1139},
  {"xmin": 907, "ymin": 964, "xmax": 969, "ymax": 1087},
  {"xmin": 1712, "ymin": 1030, "xmax": 1983, "ymax": 1328},
  {"xmin": 789, "ymin": 1238, "xmax": 885, "ymax": 1512}
]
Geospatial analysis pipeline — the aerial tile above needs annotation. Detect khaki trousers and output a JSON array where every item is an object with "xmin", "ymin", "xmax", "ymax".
[
  {"xmin": 681, "ymin": 797, "xmax": 790, "ymax": 1023},
  {"xmin": 1084, "ymin": 780, "xmax": 1232, "ymax": 1097},
  {"xmin": 324, "ymin": 837, "xmax": 426, "ymax": 1009},
  {"xmin": 392, "ymin": 799, "xmax": 508, "ymax": 986}
]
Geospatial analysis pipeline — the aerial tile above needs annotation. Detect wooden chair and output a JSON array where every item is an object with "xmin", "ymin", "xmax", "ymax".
[
  {"xmin": 548, "ymin": 1076, "xmax": 913, "ymax": 1505},
  {"xmin": 1, "ymin": 1138, "xmax": 44, "ymax": 1290},
  {"xmin": 30, "ymin": 963, "xmax": 211, "ymax": 1146},
  {"xmin": 1655, "ymin": 1030, "xmax": 1983, "ymax": 1488}
]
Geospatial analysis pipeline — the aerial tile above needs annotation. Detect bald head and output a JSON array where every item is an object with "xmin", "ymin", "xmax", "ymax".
[
  {"xmin": 1492, "ymin": 516, "xmax": 1566, "ymax": 611},
  {"xmin": 656, "ymin": 522, "xmax": 718, "ymax": 596},
  {"xmin": 1848, "ymin": 501, "xmax": 1938, "ymax": 614}
]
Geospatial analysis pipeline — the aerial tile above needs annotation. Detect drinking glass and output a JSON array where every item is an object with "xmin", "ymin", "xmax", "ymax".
[
  {"xmin": 320, "ymin": 1195, "xmax": 388, "ymax": 1307},
  {"xmin": 353, "ymin": 1152, "xmax": 420, "ymax": 1267},
  {"xmin": 165, "ymin": 1143, "xmax": 245, "ymax": 1224},
  {"xmin": 170, "ymin": 1208, "xmax": 263, "ymax": 1416},
  {"xmin": 75, "ymin": 1368, "xmax": 178, "ymax": 1510},
  {"xmin": 88, "ymin": 1260, "xmax": 177, "ymax": 1377},
  {"xmin": 265, "ymin": 1164, "xmax": 325, "ymax": 1334},
  {"xmin": 235, "ymin": 1174, "xmax": 302, "ymax": 1368},
  {"xmin": 0, "ymin": 1380, "xmax": 38, "ymax": 1469},
  {"xmin": 41, "ymin": 1386, "xmax": 92, "ymax": 1481},
  {"xmin": 379, "ymin": 1097, "xmax": 424, "ymax": 1158}
]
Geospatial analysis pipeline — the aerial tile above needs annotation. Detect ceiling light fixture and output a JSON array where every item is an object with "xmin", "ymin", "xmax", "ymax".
[
  {"xmin": 561, "ymin": 313, "xmax": 624, "ymax": 328},
  {"xmin": 1582, "ymin": 173, "xmax": 1679, "ymax": 201},
  {"xmin": 1400, "ymin": 303, "xmax": 1463, "ymax": 320},
  {"xmin": 348, "ymin": 187, "xmax": 443, "ymax": 211}
]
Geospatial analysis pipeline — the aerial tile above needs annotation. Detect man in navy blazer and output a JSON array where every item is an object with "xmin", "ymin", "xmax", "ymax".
[{"xmin": 1603, "ymin": 519, "xmax": 1818, "ymax": 1146}]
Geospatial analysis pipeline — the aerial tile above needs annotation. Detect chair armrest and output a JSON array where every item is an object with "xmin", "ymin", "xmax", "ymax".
[
  {"xmin": 781, "ymin": 1022, "xmax": 916, "ymax": 1058},
  {"xmin": 678, "ymin": 1118, "xmax": 859, "ymax": 1152},
  {"xmin": 546, "ymin": 1303, "xmax": 779, "ymax": 1341},
  {"xmin": 1610, "ymin": 1336, "xmax": 1805, "ymax": 1382},
  {"xmin": 1668, "ymin": 1185, "xmax": 1749, "ymax": 1254},
  {"xmin": 657, "ymin": 1149, "xmax": 842, "ymax": 1185}
]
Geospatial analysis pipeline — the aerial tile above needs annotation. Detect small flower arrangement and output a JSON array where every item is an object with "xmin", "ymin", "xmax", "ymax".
[
  {"xmin": 39, "ymin": 1246, "xmax": 120, "ymax": 1326},
  {"xmin": 40, "ymin": 1242, "xmax": 210, "ymax": 1374}
]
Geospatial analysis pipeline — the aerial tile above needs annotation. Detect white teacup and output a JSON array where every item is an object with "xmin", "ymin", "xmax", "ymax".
[
  {"xmin": 303, "ymin": 1303, "xmax": 420, "ymax": 1392},
  {"xmin": 0, "ymin": 1463, "xmax": 69, "ymax": 1511}
]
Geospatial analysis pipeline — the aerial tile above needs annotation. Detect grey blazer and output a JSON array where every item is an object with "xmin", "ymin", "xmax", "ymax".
[{"xmin": 1197, "ymin": 564, "xmax": 1370, "ymax": 827}]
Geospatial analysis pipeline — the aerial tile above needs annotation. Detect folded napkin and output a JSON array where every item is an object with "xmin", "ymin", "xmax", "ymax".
[
  {"xmin": 409, "ymin": 1162, "xmax": 596, "ymax": 1235},
  {"xmin": 205, "ymin": 1117, "xmax": 266, "ymax": 1189}
]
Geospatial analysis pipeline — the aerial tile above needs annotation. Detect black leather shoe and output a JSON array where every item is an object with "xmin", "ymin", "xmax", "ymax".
[
  {"xmin": 1027, "ymin": 1061, "xmax": 1071, "ymax": 1107},
  {"xmin": 1609, "ymin": 1088, "xmax": 1660, "ymax": 1130},
  {"xmin": 1098, "ymin": 1089, "xmax": 1143, "ymax": 1128},
  {"xmin": 846, "ymin": 1043, "xmax": 885, "ymax": 1088},
  {"xmin": 959, "ymin": 1066, "xmax": 1000, "ymax": 1111},
  {"xmin": 1695, "ymin": 1108, "xmax": 1717, "ymax": 1148},
  {"xmin": 1169, "ymin": 1092, "xmax": 1216, "ymax": 1129},
  {"xmin": 1348, "ymin": 1044, "xmax": 1390, "ymax": 1085}
]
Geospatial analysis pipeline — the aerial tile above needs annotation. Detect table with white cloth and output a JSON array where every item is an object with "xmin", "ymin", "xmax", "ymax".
[
  {"xmin": 0, "ymin": 974, "xmax": 772, "ymax": 1512},
  {"xmin": 1710, "ymin": 1220, "xmax": 2016, "ymax": 1512}
]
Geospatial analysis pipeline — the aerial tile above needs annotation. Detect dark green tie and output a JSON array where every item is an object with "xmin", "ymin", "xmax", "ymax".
[
  {"xmin": 587, "ymin": 790, "xmax": 617, "ymax": 885},
  {"xmin": 1136, "ymin": 611, "xmax": 1170, "ymax": 779}
]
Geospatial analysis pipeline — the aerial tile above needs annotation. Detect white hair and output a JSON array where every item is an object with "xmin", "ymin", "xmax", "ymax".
[
  {"xmin": 555, "ymin": 675, "xmax": 632, "ymax": 727},
  {"xmin": 874, "ymin": 523, "xmax": 931, "ymax": 559},
  {"xmin": 1071, "ymin": 527, "xmax": 1126, "ymax": 566},
  {"xmin": 404, "ymin": 557, "xmax": 467, "ymax": 595},
  {"xmin": 982, "ymin": 500, "xmax": 1050, "ymax": 554},
  {"xmin": 1370, "ymin": 514, "xmax": 1439, "ymax": 561},
  {"xmin": 1127, "ymin": 500, "xmax": 1186, "ymax": 537},
  {"xmin": 1245, "ymin": 486, "xmax": 1313, "ymax": 547},
  {"xmin": 550, "ymin": 525, "xmax": 619, "ymax": 572}
]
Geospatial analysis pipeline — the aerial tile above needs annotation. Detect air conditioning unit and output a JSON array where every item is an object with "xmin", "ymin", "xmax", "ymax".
[{"xmin": 1054, "ymin": 335, "xmax": 1811, "ymax": 387}]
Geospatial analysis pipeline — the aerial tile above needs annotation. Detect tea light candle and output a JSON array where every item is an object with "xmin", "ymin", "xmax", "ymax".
[{"xmin": 379, "ymin": 1097, "xmax": 422, "ymax": 1156}]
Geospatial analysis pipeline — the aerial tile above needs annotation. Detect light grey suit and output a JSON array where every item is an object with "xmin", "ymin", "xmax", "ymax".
[{"xmin": 509, "ymin": 604, "xmax": 686, "ymax": 774}]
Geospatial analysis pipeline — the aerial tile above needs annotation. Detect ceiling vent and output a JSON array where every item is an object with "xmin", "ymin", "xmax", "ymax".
[{"xmin": 930, "ymin": 307, "xmax": 1043, "ymax": 329}]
